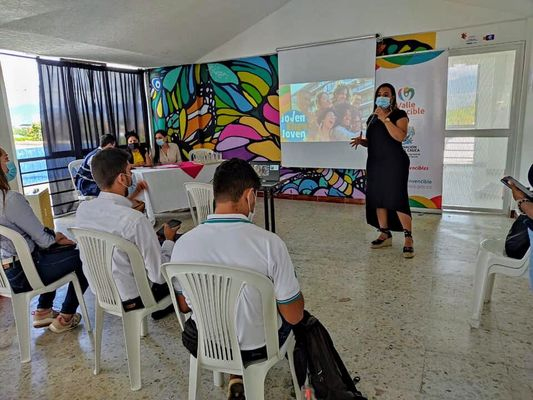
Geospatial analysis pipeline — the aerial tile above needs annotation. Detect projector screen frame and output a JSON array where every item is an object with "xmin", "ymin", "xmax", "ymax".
[{"xmin": 277, "ymin": 33, "xmax": 379, "ymax": 53}]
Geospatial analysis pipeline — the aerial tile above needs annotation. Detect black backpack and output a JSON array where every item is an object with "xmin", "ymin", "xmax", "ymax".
[
  {"xmin": 505, "ymin": 215, "xmax": 531, "ymax": 259},
  {"xmin": 293, "ymin": 311, "xmax": 367, "ymax": 400}
]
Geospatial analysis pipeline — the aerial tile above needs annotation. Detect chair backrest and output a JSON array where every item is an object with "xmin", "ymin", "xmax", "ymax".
[
  {"xmin": 0, "ymin": 225, "xmax": 45, "ymax": 293},
  {"xmin": 189, "ymin": 149, "xmax": 217, "ymax": 163},
  {"xmin": 68, "ymin": 159, "xmax": 83, "ymax": 195},
  {"xmin": 162, "ymin": 263, "xmax": 280, "ymax": 374},
  {"xmin": 184, "ymin": 182, "xmax": 214, "ymax": 226},
  {"xmin": 69, "ymin": 227, "xmax": 158, "ymax": 313},
  {"xmin": 482, "ymin": 238, "xmax": 531, "ymax": 263}
]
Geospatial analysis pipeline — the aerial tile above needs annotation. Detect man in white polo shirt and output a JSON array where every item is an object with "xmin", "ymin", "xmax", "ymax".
[
  {"xmin": 75, "ymin": 148, "xmax": 179, "ymax": 318},
  {"xmin": 170, "ymin": 158, "xmax": 304, "ymax": 400}
]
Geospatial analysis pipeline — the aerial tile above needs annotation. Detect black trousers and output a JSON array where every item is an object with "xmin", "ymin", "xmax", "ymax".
[
  {"xmin": 182, "ymin": 317, "xmax": 293, "ymax": 363},
  {"xmin": 121, "ymin": 282, "xmax": 170, "ymax": 311}
]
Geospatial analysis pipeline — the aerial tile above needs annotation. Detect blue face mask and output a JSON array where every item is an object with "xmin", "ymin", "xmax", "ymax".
[
  {"xmin": 156, "ymin": 139, "xmax": 165, "ymax": 147},
  {"xmin": 375, "ymin": 96, "xmax": 391, "ymax": 108},
  {"xmin": 5, "ymin": 161, "xmax": 17, "ymax": 182}
]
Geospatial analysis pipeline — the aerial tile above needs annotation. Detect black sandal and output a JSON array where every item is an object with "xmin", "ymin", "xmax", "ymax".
[
  {"xmin": 403, "ymin": 229, "xmax": 415, "ymax": 258},
  {"xmin": 371, "ymin": 228, "xmax": 392, "ymax": 249}
]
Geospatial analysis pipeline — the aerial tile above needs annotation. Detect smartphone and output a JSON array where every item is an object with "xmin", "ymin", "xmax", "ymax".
[
  {"xmin": 501, "ymin": 176, "xmax": 533, "ymax": 199},
  {"xmin": 156, "ymin": 219, "xmax": 182, "ymax": 237}
]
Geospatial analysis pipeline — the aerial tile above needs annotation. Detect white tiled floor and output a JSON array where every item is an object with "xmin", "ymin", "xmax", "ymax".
[{"xmin": 1, "ymin": 199, "xmax": 532, "ymax": 399}]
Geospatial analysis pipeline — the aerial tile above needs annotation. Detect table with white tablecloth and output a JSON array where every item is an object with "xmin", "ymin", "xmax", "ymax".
[{"xmin": 132, "ymin": 162, "xmax": 221, "ymax": 224}]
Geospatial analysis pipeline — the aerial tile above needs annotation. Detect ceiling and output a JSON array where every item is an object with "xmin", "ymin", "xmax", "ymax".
[
  {"xmin": 0, "ymin": 0, "xmax": 290, "ymax": 67},
  {"xmin": 0, "ymin": 0, "xmax": 531, "ymax": 68}
]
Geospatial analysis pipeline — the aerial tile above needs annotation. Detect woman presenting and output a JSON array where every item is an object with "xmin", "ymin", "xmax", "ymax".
[{"xmin": 351, "ymin": 83, "xmax": 414, "ymax": 258}]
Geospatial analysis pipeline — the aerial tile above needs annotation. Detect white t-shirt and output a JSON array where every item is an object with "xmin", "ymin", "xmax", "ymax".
[
  {"xmin": 170, "ymin": 214, "xmax": 301, "ymax": 350},
  {"xmin": 75, "ymin": 192, "xmax": 174, "ymax": 301}
]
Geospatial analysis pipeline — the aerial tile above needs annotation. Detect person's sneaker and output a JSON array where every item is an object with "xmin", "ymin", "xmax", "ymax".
[
  {"xmin": 227, "ymin": 378, "xmax": 245, "ymax": 400},
  {"xmin": 49, "ymin": 313, "xmax": 81, "ymax": 333},
  {"xmin": 32, "ymin": 309, "xmax": 59, "ymax": 328}
]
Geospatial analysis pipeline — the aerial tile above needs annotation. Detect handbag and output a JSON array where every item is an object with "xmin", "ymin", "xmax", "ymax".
[{"xmin": 504, "ymin": 215, "xmax": 530, "ymax": 259}]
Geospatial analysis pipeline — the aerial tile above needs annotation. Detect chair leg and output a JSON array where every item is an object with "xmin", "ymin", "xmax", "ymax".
[
  {"xmin": 188, "ymin": 354, "xmax": 201, "ymax": 400},
  {"xmin": 213, "ymin": 371, "xmax": 224, "ymax": 387},
  {"xmin": 470, "ymin": 251, "xmax": 491, "ymax": 329},
  {"xmin": 286, "ymin": 338, "xmax": 302, "ymax": 400},
  {"xmin": 483, "ymin": 273, "xmax": 496, "ymax": 303},
  {"xmin": 123, "ymin": 314, "xmax": 143, "ymax": 391},
  {"xmin": 94, "ymin": 304, "xmax": 104, "ymax": 375},
  {"xmin": 242, "ymin": 368, "xmax": 267, "ymax": 400},
  {"xmin": 11, "ymin": 295, "xmax": 31, "ymax": 363},
  {"xmin": 140, "ymin": 316, "xmax": 148, "ymax": 337},
  {"xmin": 72, "ymin": 277, "xmax": 92, "ymax": 332}
]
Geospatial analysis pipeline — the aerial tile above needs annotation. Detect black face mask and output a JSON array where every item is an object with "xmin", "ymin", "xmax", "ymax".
[
  {"xmin": 528, "ymin": 164, "xmax": 533, "ymax": 187},
  {"xmin": 128, "ymin": 142, "xmax": 139, "ymax": 150}
]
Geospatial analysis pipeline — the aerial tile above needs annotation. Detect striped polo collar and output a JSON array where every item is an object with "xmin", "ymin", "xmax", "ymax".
[{"xmin": 202, "ymin": 214, "xmax": 252, "ymax": 224}]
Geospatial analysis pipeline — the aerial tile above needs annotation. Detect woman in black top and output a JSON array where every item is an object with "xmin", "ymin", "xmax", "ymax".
[{"xmin": 351, "ymin": 83, "xmax": 414, "ymax": 258}]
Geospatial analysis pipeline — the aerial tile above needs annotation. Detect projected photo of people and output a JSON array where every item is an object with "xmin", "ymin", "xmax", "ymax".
[{"xmin": 280, "ymin": 78, "xmax": 374, "ymax": 143}]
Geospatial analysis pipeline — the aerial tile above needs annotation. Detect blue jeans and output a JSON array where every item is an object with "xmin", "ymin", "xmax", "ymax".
[
  {"xmin": 4, "ymin": 247, "xmax": 88, "ymax": 314},
  {"xmin": 527, "ymin": 228, "xmax": 533, "ymax": 290}
]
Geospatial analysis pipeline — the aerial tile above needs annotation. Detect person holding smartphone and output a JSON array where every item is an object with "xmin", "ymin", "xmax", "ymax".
[
  {"xmin": 507, "ymin": 164, "xmax": 533, "ymax": 289},
  {"xmin": 350, "ymin": 83, "xmax": 413, "ymax": 258},
  {"xmin": 75, "ymin": 148, "xmax": 179, "ymax": 318}
]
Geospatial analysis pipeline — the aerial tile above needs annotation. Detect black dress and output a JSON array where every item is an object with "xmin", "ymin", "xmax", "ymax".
[{"xmin": 365, "ymin": 108, "xmax": 411, "ymax": 232}]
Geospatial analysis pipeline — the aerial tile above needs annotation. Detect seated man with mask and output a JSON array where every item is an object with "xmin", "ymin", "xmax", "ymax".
[
  {"xmin": 170, "ymin": 158, "xmax": 304, "ymax": 400},
  {"xmin": 75, "ymin": 148, "xmax": 178, "ymax": 318}
]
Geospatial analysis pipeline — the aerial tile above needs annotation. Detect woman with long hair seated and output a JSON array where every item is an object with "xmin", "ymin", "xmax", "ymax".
[
  {"xmin": 151, "ymin": 130, "xmax": 181, "ymax": 165},
  {"xmin": 125, "ymin": 131, "xmax": 153, "ymax": 167},
  {"xmin": 0, "ymin": 147, "xmax": 88, "ymax": 332}
]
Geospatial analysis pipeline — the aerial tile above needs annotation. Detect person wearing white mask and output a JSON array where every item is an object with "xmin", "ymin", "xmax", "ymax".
[
  {"xmin": 0, "ymin": 147, "xmax": 89, "ymax": 333},
  {"xmin": 350, "ymin": 82, "xmax": 414, "ymax": 258},
  {"xmin": 151, "ymin": 130, "xmax": 181, "ymax": 165},
  {"xmin": 75, "ymin": 148, "xmax": 179, "ymax": 318},
  {"xmin": 170, "ymin": 158, "xmax": 304, "ymax": 400}
]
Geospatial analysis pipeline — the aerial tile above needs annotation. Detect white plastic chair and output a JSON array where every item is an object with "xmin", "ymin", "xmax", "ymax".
[
  {"xmin": 184, "ymin": 182, "xmax": 214, "ymax": 226},
  {"xmin": 189, "ymin": 149, "xmax": 216, "ymax": 163},
  {"xmin": 0, "ymin": 225, "xmax": 91, "ymax": 363},
  {"xmin": 162, "ymin": 263, "xmax": 301, "ymax": 400},
  {"xmin": 68, "ymin": 159, "xmax": 96, "ymax": 201},
  {"xmin": 69, "ymin": 227, "xmax": 172, "ymax": 391},
  {"xmin": 470, "ymin": 238, "xmax": 531, "ymax": 328}
]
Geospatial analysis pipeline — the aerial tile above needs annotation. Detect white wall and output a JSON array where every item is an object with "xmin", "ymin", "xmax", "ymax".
[
  {"xmin": 197, "ymin": 0, "xmax": 524, "ymax": 63},
  {"xmin": 0, "ymin": 62, "xmax": 20, "ymax": 192}
]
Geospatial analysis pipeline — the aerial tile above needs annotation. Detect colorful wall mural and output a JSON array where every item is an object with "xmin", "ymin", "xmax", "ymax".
[
  {"xmin": 377, "ymin": 32, "xmax": 436, "ymax": 57},
  {"xmin": 150, "ymin": 56, "xmax": 280, "ymax": 161}
]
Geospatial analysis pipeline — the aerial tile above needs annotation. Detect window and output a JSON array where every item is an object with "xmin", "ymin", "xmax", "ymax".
[
  {"xmin": 0, "ymin": 54, "xmax": 48, "ymax": 195},
  {"xmin": 446, "ymin": 50, "xmax": 516, "ymax": 131}
]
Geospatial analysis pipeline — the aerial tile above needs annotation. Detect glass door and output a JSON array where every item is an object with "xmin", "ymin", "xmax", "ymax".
[{"xmin": 442, "ymin": 42, "xmax": 525, "ymax": 212}]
